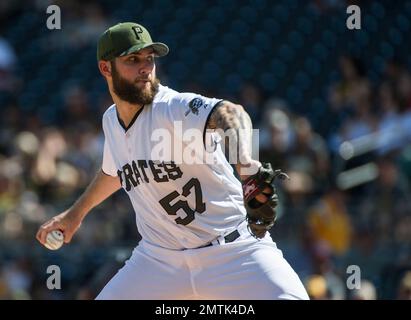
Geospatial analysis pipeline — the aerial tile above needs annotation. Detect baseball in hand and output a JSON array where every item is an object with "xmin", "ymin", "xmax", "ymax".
[{"xmin": 45, "ymin": 230, "xmax": 64, "ymax": 250}]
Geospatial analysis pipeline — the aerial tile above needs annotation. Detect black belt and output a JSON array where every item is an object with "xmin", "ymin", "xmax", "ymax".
[{"xmin": 202, "ymin": 229, "xmax": 241, "ymax": 248}]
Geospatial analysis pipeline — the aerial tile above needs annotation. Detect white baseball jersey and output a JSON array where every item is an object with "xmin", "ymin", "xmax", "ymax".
[{"xmin": 102, "ymin": 84, "xmax": 247, "ymax": 250}]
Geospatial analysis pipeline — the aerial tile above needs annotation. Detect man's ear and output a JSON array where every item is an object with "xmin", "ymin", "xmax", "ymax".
[{"xmin": 98, "ymin": 60, "xmax": 112, "ymax": 78}]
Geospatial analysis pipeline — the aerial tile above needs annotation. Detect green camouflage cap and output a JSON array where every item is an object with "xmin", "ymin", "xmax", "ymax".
[{"xmin": 97, "ymin": 22, "xmax": 169, "ymax": 61}]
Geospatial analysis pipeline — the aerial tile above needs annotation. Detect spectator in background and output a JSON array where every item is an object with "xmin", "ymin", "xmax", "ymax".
[
  {"xmin": 32, "ymin": 128, "xmax": 68, "ymax": 188},
  {"xmin": 259, "ymin": 99, "xmax": 294, "ymax": 169},
  {"xmin": 60, "ymin": 86, "xmax": 94, "ymax": 128},
  {"xmin": 327, "ymin": 55, "xmax": 371, "ymax": 143},
  {"xmin": 56, "ymin": 86, "xmax": 104, "ymax": 184},
  {"xmin": 306, "ymin": 183, "xmax": 352, "ymax": 257},
  {"xmin": 397, "ymin": 271, "xmax": 411, "ymax": 300},
  {"xmin": 381, "ymin": 59, "xmax": 411, "ymax": 148},
  {"xmin": 329, "ymin": 90, "xmax": 377, "ymax": 154},
  {"xmin": 349, "ymin": 280, "xmax": 377, "ymax": 300},
  {"xmin": 0, "ymin": 155, "xmax": 26, "ymax": 235},
  {"xmin": 359, "ymin": 157, "xmax": 411, "ymax": 244},
  {"xmin": 377, "ymin": 83, "xmax": 403, "ymax": 154},
  {"xmin": 307, "ymin": 241, "xmax": 346, "ymax": 300},
  {"xmin": 329, "ymin": 55, "xmax": 370, "ymax": 112},
  {"xmin": 342, "ymin": 226, "xmax": 389, "ymax": 289},
  {"xmin": 304, "ymin": 274, "xmax": 329, "ymax": 299},
  {"xmin": 0, "ymin": 258, "xmax": 33, "ymax": 300},
  {"xmin": 286, "ymin": 116, "xmax": 330, "ymax": 194},
  {"xmin": 0, "ymin": 104, "xmax": 25, "ymax": 156},
  {"xmin": 383, "ymin": 59, "xmax": 411, "ymax": 110}
]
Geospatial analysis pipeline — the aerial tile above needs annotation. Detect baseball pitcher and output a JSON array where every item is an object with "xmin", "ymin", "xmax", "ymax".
[{"xmin": 36, "ymin": 22, "xmax": 309, "ymax": 300}]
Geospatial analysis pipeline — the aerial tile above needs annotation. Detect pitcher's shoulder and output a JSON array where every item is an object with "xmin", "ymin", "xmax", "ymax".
[
  {"xmin": 102, "ymin": 104, "xmax": 116, "ymax": 116},
  {"xmin": 153, "ymin": 85, "xmax": 181, "ymax": 105},
  {"xmin": 102, "ymin": 104, "xmax": 116, "ymax": 126},
  {"xmin": 153, "ymin": 85, "xmax": 204, "ymax": 109}
]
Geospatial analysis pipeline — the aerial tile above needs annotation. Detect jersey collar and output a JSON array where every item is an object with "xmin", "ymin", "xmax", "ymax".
[{"xmin": 116, "ymin": 105, "xmax": 145, "ymax": 133}]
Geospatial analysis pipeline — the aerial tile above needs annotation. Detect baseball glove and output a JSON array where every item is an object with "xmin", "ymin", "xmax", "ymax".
[{"xmin": 242, "ymin": 162, "xmax": 289, "ymax": 239}]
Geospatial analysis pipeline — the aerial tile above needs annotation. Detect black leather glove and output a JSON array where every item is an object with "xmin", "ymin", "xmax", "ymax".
[{"xmin": 242, "ymin": 162, "xmax": 289, "ymax": 239}]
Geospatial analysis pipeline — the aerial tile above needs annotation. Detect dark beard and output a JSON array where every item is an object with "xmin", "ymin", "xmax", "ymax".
[{"xmin": 111, "ymin": 63, "xmax": 159, "ymax": 105}]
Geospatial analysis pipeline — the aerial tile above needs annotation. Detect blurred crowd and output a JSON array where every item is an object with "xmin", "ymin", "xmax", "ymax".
[
  {"xmin": 1, "ymin": 0, "xmax": 411, "ymax": 300},
  {"xmin": 258, "ymin": 55, "xmax": 411, "ymax": 300}
]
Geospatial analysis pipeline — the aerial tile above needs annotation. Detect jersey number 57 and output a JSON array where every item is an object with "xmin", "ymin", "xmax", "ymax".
[{"xmin": 158, "ymin": 178, "xmax": 206, "ymax": 226}]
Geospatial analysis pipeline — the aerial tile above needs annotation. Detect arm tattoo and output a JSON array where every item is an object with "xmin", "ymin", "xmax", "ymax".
[{"xmin": 207, "ymin": 100, "xmax": 254, "ymax": 169}]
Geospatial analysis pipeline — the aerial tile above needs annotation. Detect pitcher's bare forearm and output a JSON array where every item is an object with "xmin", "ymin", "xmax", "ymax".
[
  {"xmin": 69, "ymin": 169, "xmax": 121, "ymax": 221},
  {"xmin": 206, "ymin": 100, "xmax": 258, "ymax": 179}
]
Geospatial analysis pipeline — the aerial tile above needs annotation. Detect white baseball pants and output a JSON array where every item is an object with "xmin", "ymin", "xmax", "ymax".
[{"xmin": 95, "ymin": 228, "xmax": 309, "ymax": 300}]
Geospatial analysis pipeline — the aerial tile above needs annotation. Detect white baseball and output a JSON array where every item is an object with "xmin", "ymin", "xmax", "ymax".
[{"xmin": 45, "ymin": 230, "xmax": 64, "ymax": 250}]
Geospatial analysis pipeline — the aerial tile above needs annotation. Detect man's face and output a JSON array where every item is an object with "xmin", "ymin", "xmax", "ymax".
[{"xmin": 110, "ymin": 47, "xmax": 159, "ymax": 105}]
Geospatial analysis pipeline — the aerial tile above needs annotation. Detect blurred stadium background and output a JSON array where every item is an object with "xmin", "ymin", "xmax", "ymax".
[{"xmin": 1, "ymin": 0, "xmax": 411, "ymax": 299}]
